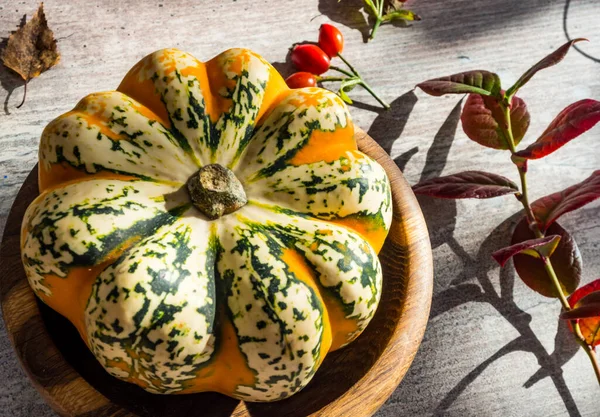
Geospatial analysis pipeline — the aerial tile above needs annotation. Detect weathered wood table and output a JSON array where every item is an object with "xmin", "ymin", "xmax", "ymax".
[{"xmin": 1, "ymin": 0, "xmax": 599, "ymax": 416}]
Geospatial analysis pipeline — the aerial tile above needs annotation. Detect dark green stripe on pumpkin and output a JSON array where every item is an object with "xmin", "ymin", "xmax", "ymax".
[
  {"xmin": 25, "ymin": 184, "xmax": 190, "ymax": 275},
  {"xmin": 89, "ymin": 221, "xmax": 219, "ymax": 390}
]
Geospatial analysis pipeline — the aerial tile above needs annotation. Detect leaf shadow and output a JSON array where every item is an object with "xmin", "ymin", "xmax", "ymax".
[
  {"xmin": 271, "ymin": 46, "xmax": 294, "ymax": 80},
  {"xmin": 414, "ymin": 98, "xmax": 462, "ymax": 250},
  {"xmin": 416, "ymin": 0, "xmax": 559, "ymax": 44},
  {"xmin": 433, "ymin": 336, "xmax": 532, "ymax": 416},
  {"xmin": 367, "ymin": 90, "xmax": 418, "ymax": 155},
  {"xmin": 523, "ymin": 318, "xmax": 580, "ymax": 388},
  {"xmin": 423, "ymin": 206, "xmax": 581, "ymax": 415},
  {"xmin": 317, "ymin": 0, "xmax": 371, "ymax": 43},
  {"xmin": 0, "ymin": 14, "xmax": 27, "ymax": 115}
]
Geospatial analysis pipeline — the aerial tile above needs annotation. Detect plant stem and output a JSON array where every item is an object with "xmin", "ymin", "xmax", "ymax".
[
  {"xmin": 16, "ymin": 80, "xmax": 27, "ymax": 109},
  {"xmin": 364, "ymin": 0, "xmax": 380, "ymax": 17},
  {"xmin": 366, "ymin": 0, "xmax": 384, "ymax": 41},
  {"xmin": 370, "ymin": 18, "xmax": 383, "ymax": 41},
  {"xmin": 542, "ymin": 257, "xmax": 570, "ymax": 310},
  {"xmin": 574, "ymin": 323, "xmax": 600, "ymax": 383},
  {"xmin": 500, "ymin": 100, "xmax": 600, "ymax": 386},
  {"xmin": 502, "ymin": 105, "xmax": 539, "ymax": 232},
  {"xmin": 329, "ymin": 65, "xmax": 354, "ymax": 78},
  {"xmin": 360, "ymin": 81, "xmax": 390, "ymax": 109},
  {"xmin": 337, "ymin": 53, "xmax": 390, "ymax": 109},
  {"xmin": 337, "ymin": 53, "xmax": 360, "ymax": 77},
  {"xmin": 317, "ymin": 76, "xmax": 346, "ymax": 83},
  {"xmin": 582, "ymin": 343, "xmax": 600, "ymax": 383}
]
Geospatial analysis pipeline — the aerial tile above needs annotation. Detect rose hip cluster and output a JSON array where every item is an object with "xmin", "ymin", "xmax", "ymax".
[{"xmin": 285, "ymin": 24, "xmax": 389, "ymax": 109}]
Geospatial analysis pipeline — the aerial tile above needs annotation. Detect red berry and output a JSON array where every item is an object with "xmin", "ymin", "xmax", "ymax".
[
  {"xmin": 318, "ymin": 24, "xmax": 344, "ymax": 58},
  {"xmin": 285, "ymin": 72, "xmax": 317, "ymax": 89},
  {"xmin": 291, "ymin": 44, "xmax": 331, "ymax": 75}
]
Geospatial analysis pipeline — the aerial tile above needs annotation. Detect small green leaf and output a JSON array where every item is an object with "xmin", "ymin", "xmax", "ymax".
[
  {"xmin": 382, "ymin": 9, "xmax": 421, "ymax": 22},
  {"xmin": 340, "ymin": 77, "xmax": 360, "ymax": 92},
  {"xmin": 506, "ymin": 38, "xmax": 587, "ymax": 98},
  {"xmin": 338, "ymin": 78, "xmax": 361, "ymax": 104},
  {"xmin": 338, "ymin": 88, "xmax": 353, "ymax": 104}
]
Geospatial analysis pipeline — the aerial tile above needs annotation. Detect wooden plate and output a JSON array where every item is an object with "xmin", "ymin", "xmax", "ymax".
[{"xmin": 0, "ymin": 128, "xmax": 432, "ymax": 417}]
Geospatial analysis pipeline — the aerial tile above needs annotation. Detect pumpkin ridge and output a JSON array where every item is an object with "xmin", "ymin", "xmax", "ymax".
[
  {"xmin": 85, "ymin": 216, "xmax": 218, "ymax": 394},
  {"xmin": 206, "ymin": 49, "xmax": 278, "ymax": 169},
  {"xmin": 215, "ymin": 214, "xmax": 329, "ymax": 401},
  {"xmin": 21, "ymin": 180, "xmax": 190, "ymax": 298},
  {"xmin": 118, "ymin": 49, "xmax": 210, "ymax": 167},
  {"xmin": 233, "ymin": 88, "xmax": 353, "ymax": 185},
  {"xmin": 39, "ymin": 91, "xmax": 199, "ymax": 188},
  {"xmin": 242, "ymin": 150, "xmax": 392, "ymax": 251},
  {"xmin": 216, "ymin": 206, "xmax": 382, "ymax": 397},
  {"xmin": 270, "ymin": 215, "xmax": 380, "ymax": 346}
]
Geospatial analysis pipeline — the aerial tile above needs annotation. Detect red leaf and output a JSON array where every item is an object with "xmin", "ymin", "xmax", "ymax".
[
  {"xmin": 461, "ymin": 93, "xmax": 530, "ymax": 150},
  {"xmin": 565, "ymin": 279, "xmax": 600, "ymax": 346},
  {"xmin": 514, "ymin": 99, "xmax": 600, "ymax": 159},
  {"xmin": 417, "ymin": 70, "xmax": 501, "ymax": 97},
  {"xmin": 531, "ymin": 170, "xmax": 600, "ymax": 232},
  {"xmin": 561, "ymin": 303, "xmax": 600, "ymax": 320},
  {"xmin": 412, "ymin": 171, "xmax": 518, "ymax": 199},
  {"xmin": 506, "ymin": 38, "xmax": 587, "ymax": 98},
  {"xmin": 512, "ymin": 219, "xmax": 581, "ymax": 298},
  {"xmin": 562, "ymin": 288, "xmax": 600, "ymax": 319},
  {"xmin": 492, "ymin": 235, "xmax": 561, "ymax": 267}
]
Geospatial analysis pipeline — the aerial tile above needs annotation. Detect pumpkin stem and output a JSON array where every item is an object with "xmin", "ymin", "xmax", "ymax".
[{"xmin": 187, "ymin": 164, "xmax": 247, "ymax": 220}]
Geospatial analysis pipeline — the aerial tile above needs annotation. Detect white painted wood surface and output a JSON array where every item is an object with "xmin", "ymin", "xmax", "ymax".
[{"xmin": 1, "ymin": 0, "xmax": 599, "ymax": 415}]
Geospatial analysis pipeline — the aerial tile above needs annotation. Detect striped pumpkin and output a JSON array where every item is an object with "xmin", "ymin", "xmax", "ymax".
[{"xmin": 20, "ymin": 48, "xmax": 392, "ymax": 401}]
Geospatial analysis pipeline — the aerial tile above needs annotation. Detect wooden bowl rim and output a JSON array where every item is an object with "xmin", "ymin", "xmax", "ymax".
[{"xmin": 0, "ymin": 128, "xmax": 433, "ymax": 417}]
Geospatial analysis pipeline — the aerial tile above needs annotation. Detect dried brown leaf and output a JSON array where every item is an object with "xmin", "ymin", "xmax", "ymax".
[{"xmin": 1, "ymin": 3, "xmax": 60, "ymax": 107}]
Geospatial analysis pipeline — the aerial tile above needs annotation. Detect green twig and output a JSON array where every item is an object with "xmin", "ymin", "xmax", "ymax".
[
  {"xmin": 574, "ymin": 322, "xmax": 600, "ymax": 383},
  {"xmin": 329, "ymin": 65, "xmax": 354, "ymax": 78},
  {"xmin": 337, "ymin": 54, "xmax": 360, "ymax": 77},
  {"xmin": 360, "ymin": 81, "xmax": 390, "ymax": 109},
  {"xmin": 336, "ymin": 53, "xmax": 390, "ymax": 109},
  {"xmin": 542, "ymin": 257, "xmax": 570, "ymax": 310},
  {"xmin": 369, "ymin": 17, "xmax": 383, "ymax": 41},
  {"xmin": 316, "ymin": 76, "xmax": 346, "ymax": 83},
  {"xmin": 364, "ymin": 0, "xmax": 383, "ymax": 41}
]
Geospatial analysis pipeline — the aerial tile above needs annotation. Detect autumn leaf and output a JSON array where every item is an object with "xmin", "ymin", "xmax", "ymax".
[
  {"xmin": 461, "ymin": 93, "xmax": 530, "ymax": 150},
  {"xmin": 412, "ymin": 171, "xmax": 518, "ymax": 199},
  {"xmin": 416, "ymin": 70, "xmax": 502, "ymax": 97},
  {"xmin": 1, "ymin": 3, "xmax": 60, "ymax": 108},
  {"xmin": 514, "ymin": 99, "xmax": 600, "ymax": 160},
  {"xmin": 564, "ymin": 279, "xmax": 600, "ymax": 346},
  {"xmin": 531, "ymin": 170, "xmax": 600, "ymax": 232},
  {"xmin": 511, "ymin": 219, "xmax": 581, "ymax": 298},
  {"xmin": 505, "ymin": 38, "xmax": 587, "ymax": 99},
  {"xmin": 492, "ymin": 235, "xmax": 561, "ymax": 267}
]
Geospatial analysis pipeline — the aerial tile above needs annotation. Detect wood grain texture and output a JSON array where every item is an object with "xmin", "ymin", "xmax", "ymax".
[{"xmin": 0, "ymin": 128, "xmax": 433, "ymax": 417}]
